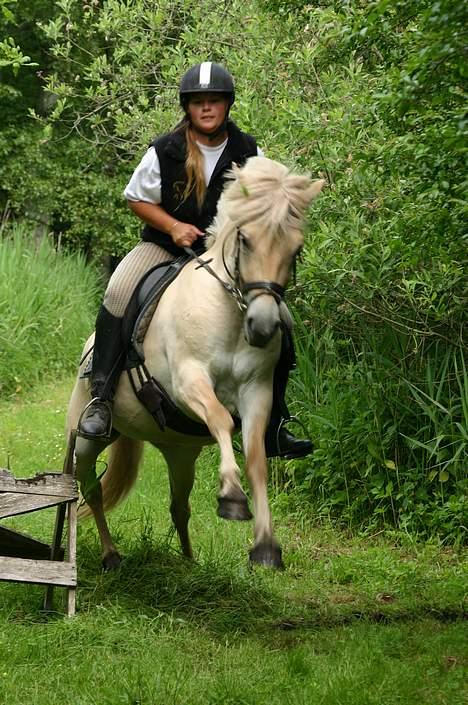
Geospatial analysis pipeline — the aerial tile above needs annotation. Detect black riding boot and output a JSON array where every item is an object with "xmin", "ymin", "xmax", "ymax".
[
  {"xmin": 264, "ymin": 326, "xmax": 313, "ymax": 459},
  {"xmin": 78, "ymin": 305, "xmax": 125, "ymax": 440}
]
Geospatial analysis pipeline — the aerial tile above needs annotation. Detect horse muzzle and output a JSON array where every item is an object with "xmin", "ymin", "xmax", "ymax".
[{"xmin": 244, "ymin": 295, "xmax": 281, "ymax": 348}]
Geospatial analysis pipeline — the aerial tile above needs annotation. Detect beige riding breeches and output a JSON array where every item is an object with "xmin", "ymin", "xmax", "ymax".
[{"xmin": 103, "ymin": 241, "xmax": 176, "ymax": 318}]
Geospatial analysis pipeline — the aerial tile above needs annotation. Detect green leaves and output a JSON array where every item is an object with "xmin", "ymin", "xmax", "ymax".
[{"xmin": 0, "ymin": 36, "xmax": 37, "ymax": 74}]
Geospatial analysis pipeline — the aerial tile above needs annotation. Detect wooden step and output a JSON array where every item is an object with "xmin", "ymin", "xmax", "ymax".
[
  {"xmin": 0, "ymin": 469, "xmax": 78, "ymax": 498},
  {"xmin": 0, "ymin": 492, "xmax": 76, "ymax": 520},
  {"xmin": 0, "ymin": 556, "xmax": 76, "ymax": 587}
]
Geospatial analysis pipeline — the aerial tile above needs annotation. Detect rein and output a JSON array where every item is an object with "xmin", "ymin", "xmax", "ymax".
[
  {"xmin": 183, "ymin": 227, "xmax": 286, "ymax": 313},
  {"xmin": 183, "ymin": 241, "xmax": 248, "ymax": 312}
]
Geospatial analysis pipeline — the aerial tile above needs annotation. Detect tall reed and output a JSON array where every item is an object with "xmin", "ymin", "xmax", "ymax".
[
  {"xmin": 284, "ymin": 310, "xmax": 467, "ymax": 543},
  {"xmin": 0, "ymin": 225, "xmax": 101, "ymax": 397}
]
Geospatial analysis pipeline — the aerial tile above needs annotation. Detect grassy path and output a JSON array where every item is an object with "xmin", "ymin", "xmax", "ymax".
[{"xmin": 0, "ymin": 380, "xmax": 466, "ymax": 705}]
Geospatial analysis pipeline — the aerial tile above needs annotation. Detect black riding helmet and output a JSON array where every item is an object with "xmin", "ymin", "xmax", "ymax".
[{"xmin": 179, "ymin": 62, "xmax": 235, "ymax": 110}]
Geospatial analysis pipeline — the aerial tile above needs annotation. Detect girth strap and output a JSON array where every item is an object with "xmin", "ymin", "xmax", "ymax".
[{"xmin": 127, "ymin": 363, "xmax": 212, "ymax": 437}]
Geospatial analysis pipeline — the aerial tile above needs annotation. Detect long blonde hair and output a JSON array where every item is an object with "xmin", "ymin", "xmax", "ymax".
[{"xmin": 183, "ymin": 123, "xmax": 206, "ymax": 210}]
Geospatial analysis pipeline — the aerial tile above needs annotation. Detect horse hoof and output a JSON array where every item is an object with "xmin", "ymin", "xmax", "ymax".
[
  {"xmin": 217, "ymin": 496, "xmax": 253, "ymax": 521},
  {"xmin": 249, "ymin": 541, "xmax": 284, "ymax": 569},
  {"xmin": 102, "ymin": 551, "xmax": 122, "ymax": 571}
]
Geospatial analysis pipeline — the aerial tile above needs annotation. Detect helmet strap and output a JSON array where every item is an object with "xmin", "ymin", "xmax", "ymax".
[{"xmin": 206, "ymin": 113, "xmax": 230, "ymax": 142}]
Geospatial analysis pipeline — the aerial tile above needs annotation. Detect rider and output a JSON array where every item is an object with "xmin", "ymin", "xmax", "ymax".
[{"xmin": 78, "ymin": 61, "xmax": 312, "ymax": 459}]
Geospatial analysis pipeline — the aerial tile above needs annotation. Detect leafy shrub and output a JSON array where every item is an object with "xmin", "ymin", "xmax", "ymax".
[{"xmin": 0, "ymin": 126, "xmax": 140, "ymax": 258}]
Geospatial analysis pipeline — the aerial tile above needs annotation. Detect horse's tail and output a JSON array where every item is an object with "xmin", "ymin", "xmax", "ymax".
[{"xmin": 78, "ymin": 435, "xmax": 144, "ymax": 518}]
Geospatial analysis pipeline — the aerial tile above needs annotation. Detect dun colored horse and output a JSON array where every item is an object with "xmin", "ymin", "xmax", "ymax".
[{"xmin": 67, "ymin": 157, "xmax": 324, "ymax": 569}]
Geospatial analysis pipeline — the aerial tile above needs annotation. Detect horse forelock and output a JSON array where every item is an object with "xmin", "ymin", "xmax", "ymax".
[{"xmin": 206, "ymin": 157, "xmax": 315, "ymax": 247}]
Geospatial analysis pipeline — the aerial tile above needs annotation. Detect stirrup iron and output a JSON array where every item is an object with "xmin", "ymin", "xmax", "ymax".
[{"xmin": 77, "ymin": 397, "xmax": 113, "ymax": 440}]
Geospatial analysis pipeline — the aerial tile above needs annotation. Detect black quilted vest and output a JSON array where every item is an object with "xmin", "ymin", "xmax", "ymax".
[{"xmin": 141, "ymin": 120, "xmax": 257, "ymax": 256}]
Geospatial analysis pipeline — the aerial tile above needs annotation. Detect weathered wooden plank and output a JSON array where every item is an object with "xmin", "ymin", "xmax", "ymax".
[
  {"xmin": 0, "ymin": 525, "xmax": 64, "ymax": 560},
  {"xmin": 0, "ymin": 492, "xmax": 73, "ymax": 519},
  {"xmin": 66, "ymin": 501, "xmax": 78, "ymax": 615},
  {"xmin": 67, "ymin": 501, "xmax": 77, "ymax": 561},
  {"xmin": 0, "ymin": 469, "xmax": 78, "ymax": 498},
  {"xmin": 0, "ymin": 556, "xmax": 76, "ymax": 587},
  {"xmin": 67, "ymin": 587, "xmax": 76, "ymax": 617}
]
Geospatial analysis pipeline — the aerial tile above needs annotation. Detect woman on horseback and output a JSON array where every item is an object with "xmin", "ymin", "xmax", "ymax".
[{"xmin": 78, "ymin": 61, "xmax": 312, "ymax": 460}]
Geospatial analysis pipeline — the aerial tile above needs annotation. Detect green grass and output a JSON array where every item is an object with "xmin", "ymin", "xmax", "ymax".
[
  {"xmin": 0, "ymin": 379, "xmax": 466, "ymax": 705},
  {"xmin": 0, "ymin": 226, "xmax": 100, "ymax": 397}
]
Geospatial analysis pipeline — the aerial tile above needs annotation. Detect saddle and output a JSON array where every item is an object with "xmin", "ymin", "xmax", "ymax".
[
  {"xmin": 122, "ymin": 256, "xmax": 188, "ymax": 366},
  {"xmin": 83, "ymin": 257, "xmax": 212, "ymax": 438}
]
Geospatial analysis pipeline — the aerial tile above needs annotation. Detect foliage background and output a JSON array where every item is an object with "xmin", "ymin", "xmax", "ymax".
[{"xmin": 1, "ymin": 0, "xmax": 466, "ymax": 541}]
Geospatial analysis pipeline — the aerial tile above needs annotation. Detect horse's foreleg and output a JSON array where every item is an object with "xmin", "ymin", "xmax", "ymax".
[
  {"xmin": 74, "ymin": 434, "xmax": 122, "ymax": 570},
  {"xmin": 240, "ymin": 394, "xmax": 284, "ymax": 569},
  {"xmin": 178, "ymin": 374, "xmax": 252, "ymax": 521},
  {"xmin": 158, "ymin": 444, "xmax": 201, "ymax": 559}
]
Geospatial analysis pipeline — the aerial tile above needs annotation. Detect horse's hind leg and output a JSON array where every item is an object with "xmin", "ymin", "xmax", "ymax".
[
  {"xmin": 74, "ymin": 434, "xmax": 122, "ymax": 570},
  {"xmin": 158, "ymin": 444, "xmax": 201, "ymax": 559},
  {"xmin": 177, "ymin": 372, "xmax": 252, "ymax": 521}
]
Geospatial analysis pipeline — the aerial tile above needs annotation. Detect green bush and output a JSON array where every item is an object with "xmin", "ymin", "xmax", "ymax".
[
  {"xmin": 265, "ymin": 0, "xmax": 467, "ymax": 542},
  {"xmin": 0, "ymin": 224, "xmax": 101, "ymax": 396},
  {"xmin": 0, "ymin": 126, "xmax": 139, "ymax": 258}
]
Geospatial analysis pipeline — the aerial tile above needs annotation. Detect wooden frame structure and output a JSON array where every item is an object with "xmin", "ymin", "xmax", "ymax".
[{"xmin": 0, "ymin": 434, "xmax": 78, "ymax": 616}]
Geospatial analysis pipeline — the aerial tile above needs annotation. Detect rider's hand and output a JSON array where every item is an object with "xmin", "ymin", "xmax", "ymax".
[{"xmin": 170, "ymin": 221, "xmax": 204, "ymax": 248}]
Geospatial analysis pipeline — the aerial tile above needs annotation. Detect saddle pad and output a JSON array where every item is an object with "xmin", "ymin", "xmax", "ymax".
[{"xmin": 80, "ymin": 350, "xmax": 93, "ymax": 379}]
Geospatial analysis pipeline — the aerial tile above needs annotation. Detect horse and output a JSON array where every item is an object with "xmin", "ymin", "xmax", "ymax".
[{"xmin": 67, "ymin": 156, "xmax": 324, "ymax": 570}]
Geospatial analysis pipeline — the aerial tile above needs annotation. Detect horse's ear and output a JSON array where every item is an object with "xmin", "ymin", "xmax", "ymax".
[
  {"xmin": 307, "ymin": 178, "xmax": 326, "ymax": 202},
  {"xmin": 231, "ymin": 161, "xmax": 242, "ymax": 178},
  {"xmin": 232, "ymin": 161, "xmax": 252, "ymax": 197}
]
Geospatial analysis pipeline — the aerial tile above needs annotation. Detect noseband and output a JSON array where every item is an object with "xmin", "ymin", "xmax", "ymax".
[{"xmin": 184, "ymin": 228, "xmax": 286, "ymax": 312}]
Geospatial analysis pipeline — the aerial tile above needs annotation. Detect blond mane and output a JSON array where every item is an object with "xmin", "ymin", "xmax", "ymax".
[{"xmin": 206, "ymin": 156, "xmax": 321, "ymax": 246}]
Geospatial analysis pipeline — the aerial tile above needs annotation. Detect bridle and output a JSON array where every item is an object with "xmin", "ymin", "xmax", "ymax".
[{"xmin": 183, "ymin": 227, "xmax": 287, "ymax": 313}]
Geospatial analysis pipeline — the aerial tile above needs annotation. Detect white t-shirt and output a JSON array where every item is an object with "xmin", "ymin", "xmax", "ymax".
[{"xmin": 124, "ymin": 140, "xmax": 264, "ymax": 204}]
